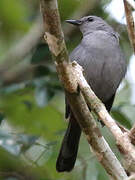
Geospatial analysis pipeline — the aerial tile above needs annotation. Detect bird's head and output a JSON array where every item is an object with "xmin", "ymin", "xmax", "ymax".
[{"xmin": 66, "ymin": 16, "xmax": 114, "ymax": 36}]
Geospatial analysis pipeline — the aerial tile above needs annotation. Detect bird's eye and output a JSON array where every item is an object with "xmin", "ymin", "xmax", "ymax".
[{"xmin": 87, "ymin": 17, "xmax": 94, "ymax": 22}]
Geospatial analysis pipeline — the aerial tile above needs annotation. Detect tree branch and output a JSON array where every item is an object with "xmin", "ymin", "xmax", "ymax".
[
  {"xmin": 123, "ymin": 0, "xmax": 135, "ymax": 52},
  {"xmin": 74, "ymin": 62, "xmax": 135, "ymax": 172},
  {"xmin": 40, "ymin": 0, "xmax": 128, "ymax": 179},
  {"xmin": 123, "ymin": 0, "xmax": 135, "ymax": 160},
  {"xmin": 125, "ymin": 0, "xmax": 135, "ymax": 10},
  {"xmin": 66, "ymin": 90, "xmax": 127, "ymax": 180}
]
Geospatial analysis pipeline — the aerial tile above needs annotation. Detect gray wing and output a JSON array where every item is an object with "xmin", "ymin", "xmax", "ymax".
[{"xmin": 69, "ymin": 33, "xmax": 126, "ymax": 102}]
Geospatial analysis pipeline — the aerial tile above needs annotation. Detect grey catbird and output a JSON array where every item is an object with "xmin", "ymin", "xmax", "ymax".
[{"xmin": 56, "ymin": 16, "xmax": 127, "ymax": 172}]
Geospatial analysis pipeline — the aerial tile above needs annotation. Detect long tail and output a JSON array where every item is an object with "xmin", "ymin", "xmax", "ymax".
[
  {"xmin": 56, "ymin": 113, "xmax": 81, "ymax": 172},
  {"xmin": 56, "ymin": 94, "xmax": 115, "ymax": 172}
]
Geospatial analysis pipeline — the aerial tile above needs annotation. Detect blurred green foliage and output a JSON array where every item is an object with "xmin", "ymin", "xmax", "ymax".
[
  {"xmin": 0, "ymin": 0, "xmax": 134, "ymax": 179},
  {"xmin": 0, "ymin": 0, "xmax": 31, "ymax": 45}
]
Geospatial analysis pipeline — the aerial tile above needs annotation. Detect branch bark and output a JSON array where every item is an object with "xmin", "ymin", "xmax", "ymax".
[
  {"xmin": 66, "ymin": 89, "xmax": 127, "ymax": 180},
  {"xmin": 125, "ymin": 0, "xmax": 135, "ymax": 10},
  {"xmin": 123, "ymin": 0, "xmax": 135, "ymax": 52},
  {"xmin": 74, "ymin": 61, "xmax": 135, "ymax": 172},
  {"xmin": 40, "ymin": 0, "xmax": 128, "ymax": 179},
  {"xmin": 123, "ymin": 0, "xmax": 135, "ymax": 164}
]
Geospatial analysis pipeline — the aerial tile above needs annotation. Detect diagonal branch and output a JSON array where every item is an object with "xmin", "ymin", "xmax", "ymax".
[
  {"xmin": 40, "ymin": 0, "xmax": 128, "ymax": 179},
  {"xmin": 74, "ymin": 61, "xmax": 135, "ymax": 172},
  {"xmin": 65, "ymin": 90, "xmax": 127, "ymax": 180}
]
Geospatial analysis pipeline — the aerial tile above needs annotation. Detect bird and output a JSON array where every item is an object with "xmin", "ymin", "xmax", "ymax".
[{"xmin": 56, "ymin": 16, "xmax": 127, "ymax": 172}]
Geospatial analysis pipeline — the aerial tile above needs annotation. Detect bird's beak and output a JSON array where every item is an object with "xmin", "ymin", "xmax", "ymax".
[{"xmin": 65, "ymin": 19, "xmax": 82, "ymax": 25}]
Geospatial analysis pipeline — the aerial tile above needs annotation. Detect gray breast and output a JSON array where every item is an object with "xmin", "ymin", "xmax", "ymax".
[{"xmin": 70, "ymin": 31, "xmax": 127, "ymax": 102}]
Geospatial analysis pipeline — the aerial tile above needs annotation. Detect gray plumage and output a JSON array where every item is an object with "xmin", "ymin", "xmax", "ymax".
[{"xmin": 56, "ymin": 15, "xmax": 127, "ymax": 172}]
